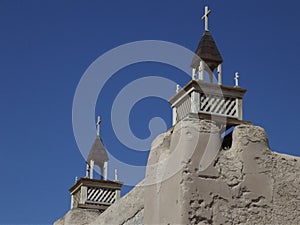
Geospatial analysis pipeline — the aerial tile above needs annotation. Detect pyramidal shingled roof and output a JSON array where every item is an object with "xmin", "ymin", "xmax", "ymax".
[
  {"xmin": 87, "ymin": 136, "xmax": 109, "ymax": 168},
  {"xmin": 191, "ymin": 31, "xmax": 223, "ymax": 71}
]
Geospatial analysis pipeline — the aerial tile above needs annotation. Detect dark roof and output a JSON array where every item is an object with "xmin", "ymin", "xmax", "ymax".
[
  {"xmin": 191, "ymin": 31, "xmax": 223, "ymax": 71},
  {"xmin": 69, "ymin": 178, "xmax": 123, "ymax": 193},
  {"xmin": 87, "ymin": 136, "xmax": 109, "ymax": 168}
]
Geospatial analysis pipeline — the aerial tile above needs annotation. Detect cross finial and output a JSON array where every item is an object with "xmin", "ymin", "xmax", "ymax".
[
  {"xmin": 234, "ymin": 72, "xmax": 240, "ymax": 87},
  {"xmin": 176, "ymin": 84, "xmax": 180, "ymax": 93},
  {"xmin": 202, "ymin": 6, "xmax": 211, "ymax": 31},
  {"xmin": 96, "ymin": 116, "xmax": 101, "ymax": 136},
  {"xmin": 114, "ymin": 169, "xmax": 118, "ymax": 181}
]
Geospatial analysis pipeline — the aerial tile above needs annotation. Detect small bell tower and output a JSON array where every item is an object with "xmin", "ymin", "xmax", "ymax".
[
  {"xmin": 169, "ymin": 6, "xmax": 250, "ymax": 129},
  {"xmin": 69, "ymin": 116, "xmax": 123, "ymax": 212},
  {"xmin": 86, "ymin": 116, "xmax": 109, "ymax": 180},
  {"xmin": 191, "ymin": 6, "xmax": 224, "ymax": 84}
]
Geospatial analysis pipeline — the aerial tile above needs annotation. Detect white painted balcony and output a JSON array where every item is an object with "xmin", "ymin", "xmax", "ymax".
[{"xmin": 169, "ymin": 80, "xmax": 247, "ymax": 127}]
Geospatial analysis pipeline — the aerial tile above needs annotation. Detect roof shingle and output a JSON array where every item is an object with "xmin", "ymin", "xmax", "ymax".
[
  {"xmin": 87, "ymin": 136, "xmax": 109, "ymax": 168},
  {"xmin": 191, "ymin": 31, "xmax": 223, "ymax": 71}
]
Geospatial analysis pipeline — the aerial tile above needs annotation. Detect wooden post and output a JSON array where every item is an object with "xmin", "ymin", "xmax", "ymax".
[
  {"xmin": 192, "ymin": 68, "xmax": 197, "ymax": 80},
  {"xmin": 238, "ymin": 99, "xmax": 243, "ymax": 120},
  {"xmin": 218, "ymin": 64, "xmax": 222, "ymax": 85},
  {"xmin": 90, "ymin": 160, "xmax": 94, "ymax": 179},
  {"xmin": 191, "ymin": 91, "xmax": 200, "ymax": 113},
  {"xmin": 172, "ymin": 107, "xmax": 177, "ymax": 125},
  {"xmin": 104, "ymin": 161, "xmax": 108, "ymax": 181},
  {"xmin": 80, "ymin": 186, "xmax": 87, "ymax": 204},
  {"xmin": 70, "ymin": 195, "xmax": 74, "ymax": 209},
  {"xmin": 85, "ymin": 163, "xmax": 89, "ymax": 178},
  {"xmin": 199, "ymin": 61, "xmax": 205, "ymax": 80}
]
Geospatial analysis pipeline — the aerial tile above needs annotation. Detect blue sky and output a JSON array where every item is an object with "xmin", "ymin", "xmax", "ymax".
[{"xmin": 1, "ymin": 0, "xmax": 300, "ymax": 224}]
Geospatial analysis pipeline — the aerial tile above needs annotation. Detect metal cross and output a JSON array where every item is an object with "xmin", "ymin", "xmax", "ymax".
[
  {"xmin": 96, "ymin": 116, "xmax": 101, "ymax": 136},
  {"xmin": 202, "ymin": 6, "xmax": 211, "ymax": 31},
  {"xmin": 234, "ymin": 72, "xmax": 239, "ymax": 87}
]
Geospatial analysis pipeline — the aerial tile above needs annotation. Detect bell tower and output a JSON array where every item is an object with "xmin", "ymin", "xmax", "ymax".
[
  {"xmin": 86, "ymin": 116, "xmax": 109, "ymax": 180},
  {"xmin": 169, "ymin": 6, "xmax": 250, "ymax": 129},
  {"xmin": 69, "ymin": 116, "xmax": 123, "ymax": 212},
  {"xmin": 191, "ymin": 6, "xmax": 223, "ymax": 84}
]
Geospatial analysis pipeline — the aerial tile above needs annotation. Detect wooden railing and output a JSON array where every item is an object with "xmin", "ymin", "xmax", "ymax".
[
  {"xmin": 86, "ymin": 187, "xmax": 117, "ymax": 205},
  {"xmin": 70, "ymin": 178, "xmax": 122, "ymax": 210},
  {"xmin": 169, "ymin": 80, "xmax": 246, "ymax": 126}
]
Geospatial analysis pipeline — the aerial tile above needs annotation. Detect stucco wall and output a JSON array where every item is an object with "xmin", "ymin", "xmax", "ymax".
[
  {"xmin": 144, "ymin": 118, "xmax": 300, "ymax": 224},
  {"xmin": 54, "ymin": 118, "xmax": 300, "ymax": 225}
]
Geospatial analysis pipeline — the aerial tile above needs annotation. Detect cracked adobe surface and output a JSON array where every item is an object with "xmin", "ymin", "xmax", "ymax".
[{"xmin": 55, "ymin": 118, "xmax": 300, "ymax": 225}]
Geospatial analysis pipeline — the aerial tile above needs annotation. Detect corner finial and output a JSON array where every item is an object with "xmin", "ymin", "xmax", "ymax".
[
  {"xmin": 96, "ymin": 116, "xmax": 101, "ymax": 136},
  {"xmin": 201, "ymin": 6, "xmax": 211, "ymax": 31},
  {"xmin": 234, "ymin": 72, "xmax": 240, "ymax": 87},
  {"xmin": 176, "ymin": 84, "xmax": 180, "ymax": 93},
  {"xmin": 114, "ymin": 169, "xmax": 118, "ymax": 181}
]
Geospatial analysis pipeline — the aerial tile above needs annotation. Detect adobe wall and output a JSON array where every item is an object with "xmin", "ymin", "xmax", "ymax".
[
  {"xmin": 54, "ymin": 117, "xmax": 300, "ymax": 224},
  {"xmin": 144, "ymin": 118, "xmax": 300, "ymax": 224}
]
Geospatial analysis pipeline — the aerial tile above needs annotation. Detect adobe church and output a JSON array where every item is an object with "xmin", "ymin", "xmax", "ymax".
[{"xmin": 54, "ymin": 6, "xmax": 300, "ymax": 225}]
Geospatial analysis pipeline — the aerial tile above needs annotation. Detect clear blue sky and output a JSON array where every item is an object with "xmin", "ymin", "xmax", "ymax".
[{"xmin": 1, "ymin": 0, "xmax": 300, "ymax": 224}]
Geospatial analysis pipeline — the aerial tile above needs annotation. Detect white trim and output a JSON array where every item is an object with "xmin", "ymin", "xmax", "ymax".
[
  {"xmin": 172, "ymin": 107, "xmax": 177, "ymax": 125},
  {"xmin": 90, "ymin": 160, "xmax": 94, "ymax": 179},
  {"xmin": 171, "ymin": 87, "xmax": 195, "ymax": 107},
  {"xmin": 199, "ymin": 110, "xmax": 239, "ymax": 119},
  {"xmin": 104, "ymin": 162, "xmax": 108, "ymax": 181}
]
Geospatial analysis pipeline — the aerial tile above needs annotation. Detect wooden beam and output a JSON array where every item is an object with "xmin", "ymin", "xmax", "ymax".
[{"xmin": 189, "ymin": 113, "xmax": 252, "ymax": 127}]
